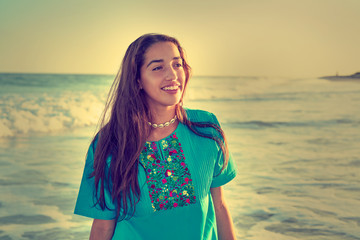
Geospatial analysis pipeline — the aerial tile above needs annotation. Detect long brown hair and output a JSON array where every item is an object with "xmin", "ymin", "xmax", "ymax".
[{"xmin": 91, "ymin": 33, "xmax": 228, "ymax": 221}]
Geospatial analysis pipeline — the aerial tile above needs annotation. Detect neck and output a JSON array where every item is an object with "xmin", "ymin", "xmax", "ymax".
[
  {"xmin": 146, "ymin": 105, "xmax": 179, "ymax": 142},
  {"xmin": 149, "ymin": 105, "xmax": 176, "ymax": 124}
]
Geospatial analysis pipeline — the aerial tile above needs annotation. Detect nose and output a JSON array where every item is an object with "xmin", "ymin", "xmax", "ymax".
[{"xmin": 165, "ymin": 66, "xmax": 177, "ymax": 81}]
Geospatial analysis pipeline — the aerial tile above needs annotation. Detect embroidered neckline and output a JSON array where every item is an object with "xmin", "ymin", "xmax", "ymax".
[{"xmin": 139, "ymin": 133, "xmax": 197, "ymax": 212}]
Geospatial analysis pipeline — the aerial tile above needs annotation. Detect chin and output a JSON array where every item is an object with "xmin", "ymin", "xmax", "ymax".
[
  {"xmin": 164, "ymin": 97, "xmax": 182, "ymax": 106},
  {"xmin": 164, "ymin": 103, "xmax": 179, "ymax": 108}
]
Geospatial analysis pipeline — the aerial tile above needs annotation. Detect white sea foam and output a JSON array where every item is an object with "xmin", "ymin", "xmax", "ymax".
[{"xmin": 0, "ymin": 92, "xmax": 105, "ymax": 138}]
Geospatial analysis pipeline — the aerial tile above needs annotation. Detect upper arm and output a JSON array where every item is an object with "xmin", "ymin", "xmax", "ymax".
[
  {"xmin": 74, "ymin": 141, "xmax": 117, "ymax": 220},
  {"xmin": 90, "ymin": 219, "xmax": 117, "ymax": 240}
]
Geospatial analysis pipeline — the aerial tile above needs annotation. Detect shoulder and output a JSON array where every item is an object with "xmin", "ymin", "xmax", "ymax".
[
  {"xmin": 184, "ymin": 108, "xmax": 218, "ymax": 124},
  {"xmin": 86, "ymin": 133, "xmax": 112, "ymax": 167},
  {"xmin": 90, "ymin": 134, "xmax": 99, "ymax": 152}
]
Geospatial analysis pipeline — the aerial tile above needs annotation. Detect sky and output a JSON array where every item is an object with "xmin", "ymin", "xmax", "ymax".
[{"xmin": 0, "ymin": 0, "xmax": 359, "ymax": 78}]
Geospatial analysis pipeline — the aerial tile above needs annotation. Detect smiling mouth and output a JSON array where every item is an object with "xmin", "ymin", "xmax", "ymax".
[{"xmin": 162, "ymin": 85, "xmax": 180, "ymax": 91}]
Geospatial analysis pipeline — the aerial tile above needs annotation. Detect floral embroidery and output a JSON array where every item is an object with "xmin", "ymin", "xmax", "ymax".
[{"xmin": 139, "ymin": 133, "xmax": 196, "ymax": 211}]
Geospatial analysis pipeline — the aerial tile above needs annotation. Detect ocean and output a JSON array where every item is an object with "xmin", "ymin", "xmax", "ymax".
[{"xmin": 0, "ymin": 73, "xmax": 359, "ymax": 239}]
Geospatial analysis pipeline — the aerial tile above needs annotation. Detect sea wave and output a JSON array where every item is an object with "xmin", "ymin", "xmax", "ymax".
[
  {"xmin": 223, "ymin": 119, "xmax": 358, "ymax": 129},
  {"xmin": 0, "ymin": 92, "xmax": 105, "ymax": 138},
  {"xmin": 1, "ymin": 92, "xmax": 358, "ymax": 138},
  {"xmin": 0, "ymin": 73, "xmax": 114, "ymax": 92}
]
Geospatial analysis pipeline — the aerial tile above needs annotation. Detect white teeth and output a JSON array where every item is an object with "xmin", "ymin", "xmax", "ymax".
[{"xmin": 162, "ymin": 86, "xmax": 179, "ymax": 90}]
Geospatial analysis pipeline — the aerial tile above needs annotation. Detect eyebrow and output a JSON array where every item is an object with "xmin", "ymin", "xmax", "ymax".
[{"xmin": 146, "ymin": 57, "xmax": 181, "ymax": 68}]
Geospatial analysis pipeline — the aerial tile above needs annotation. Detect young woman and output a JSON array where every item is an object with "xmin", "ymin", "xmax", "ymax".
[{"xmin": 74, "ymin": 33, "xmax": 237, "ymax": 240}]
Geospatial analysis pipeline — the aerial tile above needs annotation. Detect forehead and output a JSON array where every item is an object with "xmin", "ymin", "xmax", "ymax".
[{"xmin": 144, "ymin": 42, "xmax": 180, "ymax": 60}]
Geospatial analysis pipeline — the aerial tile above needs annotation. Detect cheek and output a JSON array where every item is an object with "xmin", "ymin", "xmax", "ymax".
[
  {"xmin": 140, "ymin": 74, "xmax": 153, "ymax": 88},
  {"xmin": 141, "ymin": 77, "xmax": 160, "ymax": 95},
  {"xmin": 142, "ymin": 82, "xmax": 155, "ymax": 93},
  {"xmin": 178, "ymin": 69, "xmax": 186, "ymax": 81}
]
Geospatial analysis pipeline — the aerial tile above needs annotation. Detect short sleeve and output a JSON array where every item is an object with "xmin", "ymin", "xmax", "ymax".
[
  {"xmin": 211, "ymin": 151, "xmax": 237, "ymax": 188},
  {"xmin": 74, "ymin": 140, "xmax": 117, "ymax": 220},
  {"xmin": 209, "ymin": 113, "xmax": 237, "ymax": 188}
]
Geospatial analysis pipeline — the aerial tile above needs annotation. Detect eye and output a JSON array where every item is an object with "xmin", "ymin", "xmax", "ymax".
[
  {"xmin": 174, "ymin": 63, "xmax": 183, "ymax": 68},
  {"xmin": 152, "ymin": 66, "xmax": 163, "ymax": 71}
]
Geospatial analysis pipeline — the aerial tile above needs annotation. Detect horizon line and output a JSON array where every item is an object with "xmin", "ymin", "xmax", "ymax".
[{"xmin": 0, "ymin": 71, "xmax": 319, "ymax": 79}]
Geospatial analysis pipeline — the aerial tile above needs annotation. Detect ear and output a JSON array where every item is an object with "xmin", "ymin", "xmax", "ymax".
[{"xmin": 137, "ymin": 79, "xmax": 143, "ymax": 89}]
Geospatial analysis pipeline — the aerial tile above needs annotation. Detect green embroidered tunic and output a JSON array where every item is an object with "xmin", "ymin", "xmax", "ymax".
[{"xmin": 74, "ymin": 109, "xmax": 237, "ymax": 240}]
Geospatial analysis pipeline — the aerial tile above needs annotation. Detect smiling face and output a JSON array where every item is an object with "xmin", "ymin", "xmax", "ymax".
[{"xmin": 140, "ymin": 41, "xmax": 186, "ymax": 112}]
